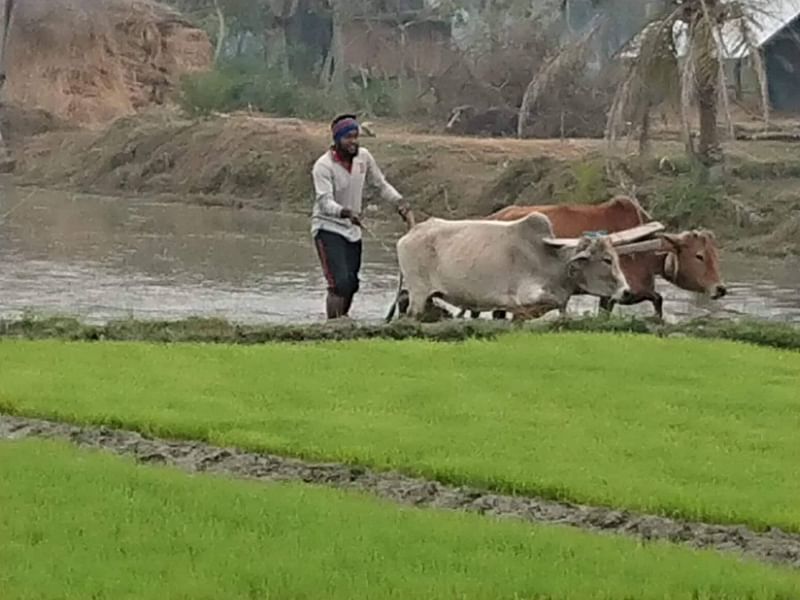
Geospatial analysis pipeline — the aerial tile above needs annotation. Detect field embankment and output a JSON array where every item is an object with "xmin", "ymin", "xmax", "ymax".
[
  {"xmin": 4, "ymin": 413, "xmax": 800, "ymax": 571},
  {"xmin": 9, "ymin": 110, "xmax": 800, "ymax": 256},
  {"xmin": 3, "ymin": 314, "xmax": 800, "ymax": 352},
  {"xmin": 2, "ymin": 333, "xmax": 798, "ymax": 532},
  {"xmin": 2, "ymin": 438, "xmax": 798, "ymax": 599}
]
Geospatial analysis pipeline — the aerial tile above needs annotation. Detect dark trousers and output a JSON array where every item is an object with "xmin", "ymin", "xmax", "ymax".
[{"xmin": 314, "ymin": 230, "xmax": 362, "ymax": 299}]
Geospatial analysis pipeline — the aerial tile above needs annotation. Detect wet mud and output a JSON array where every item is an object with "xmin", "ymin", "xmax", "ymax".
[{"xmin": 2, "ymin": 413, "xmax": 799, "ymax": 569}]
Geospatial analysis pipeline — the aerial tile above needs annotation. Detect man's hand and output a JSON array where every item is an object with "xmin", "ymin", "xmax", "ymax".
[
  {"xmin": 340, "ymin": 208, "xmax": 362, "ymax": 227},
  {"xmin": 398, "ymin": 204, "xmax": 414, "ymax": 228}
]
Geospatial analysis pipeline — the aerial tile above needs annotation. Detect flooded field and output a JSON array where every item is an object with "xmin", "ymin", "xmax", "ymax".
[{"xmin": 1, "ymin": 180, "xmax": 799, "ymax": 325}]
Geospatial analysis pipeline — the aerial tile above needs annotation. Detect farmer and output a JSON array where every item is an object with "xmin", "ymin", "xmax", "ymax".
[{"xmin": 311, "ymin": 113, "xmax": 413, "ymax": 320}]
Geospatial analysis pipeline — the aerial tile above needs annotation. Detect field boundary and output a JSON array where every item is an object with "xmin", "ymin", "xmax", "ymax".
[
  {"xmin": 3, "ymin": 413, "xmax": 798, "ymax": 569},
  {"xmin": 1, "ymin": 314, "xmax": 799, "ymax": 351}
]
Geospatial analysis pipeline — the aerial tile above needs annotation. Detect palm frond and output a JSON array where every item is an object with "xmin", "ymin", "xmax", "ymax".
[
  {"xmin": 517, "ymin": 14, "xmax": 604, "ymax": 138},
  {"xmin": 605, "ymin": 7, "xmax": 681, "ymax": 152}
]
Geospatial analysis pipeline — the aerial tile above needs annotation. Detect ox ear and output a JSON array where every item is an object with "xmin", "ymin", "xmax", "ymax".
[{"xmin": 567, "ymin": 248, "xmax": 591, "ymax": 278}]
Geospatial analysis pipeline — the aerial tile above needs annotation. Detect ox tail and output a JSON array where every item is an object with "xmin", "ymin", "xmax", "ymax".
[{"xmin": 385, "ymin": 271, "xmax": 405, "ymax": 323}]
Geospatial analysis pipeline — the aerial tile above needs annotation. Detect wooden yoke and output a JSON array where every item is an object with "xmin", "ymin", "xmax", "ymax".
[{"xmin": 543, "ymin": 222, "xmax": 667, "ymax": 256}]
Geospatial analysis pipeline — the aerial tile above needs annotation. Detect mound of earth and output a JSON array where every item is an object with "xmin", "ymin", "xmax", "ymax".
[
  {"xmin": 15, "ymin": 111, "xmax": 322, "ymax": 208},
  {"xmin": 1, "ymin": 0, "xmax": 211, "ymax": 126},
  {"xmin": 13, "ymin": 111, "xmax": 605, "ymax": 215}
]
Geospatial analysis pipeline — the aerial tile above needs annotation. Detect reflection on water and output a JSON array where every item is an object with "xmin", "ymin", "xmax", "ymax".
[{"xmin": 1, "ymin": 181, "xmax": 799, "ymax": 325}]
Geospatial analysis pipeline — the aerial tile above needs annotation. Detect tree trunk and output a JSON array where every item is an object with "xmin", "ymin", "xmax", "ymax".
[
  {"xmin": 327, "ymin": 0, "xmax": 346, "ymax": 97},
  {"xmin": 213, "ymin": 0, "xmax": 226, "ymax": 63},
  {"xmin": 0, "ymin": 0, "xmax": 14, "ymax": 93},
  {"xmin": 265, "ymin": 22, "xmax": 290, "ymax": 76},
  {"xmin": 697, "ymin": 80, "xmax": 719, "ymax": 165},
  {"xmin": 690, "ymin": 7, "xmax": 721, "ymax": 166},
  {"xmin": 0, "ymin": 0, "xmax": 15, "ymax": 171},
  {"xmin": 638, "ymin": 98, "xmax": 652, "ymax": 156}
]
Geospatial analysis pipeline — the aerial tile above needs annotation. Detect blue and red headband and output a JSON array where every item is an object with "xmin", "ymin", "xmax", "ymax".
[{"xmin": 332, "ymin": 117, "xmax": 359, "ymax": 143}]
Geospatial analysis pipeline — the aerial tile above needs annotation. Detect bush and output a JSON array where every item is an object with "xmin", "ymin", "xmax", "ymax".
[
  {"xmin": 178, "ymin": 69, "xmax": 238, "ymax": 116},
  {"xmin": 179, "ymin": 59, "xmax": 433, "ymax": 121},
  {"xmin": 648, "ymin": 178, "xmax": 730, "ymax": 230}
]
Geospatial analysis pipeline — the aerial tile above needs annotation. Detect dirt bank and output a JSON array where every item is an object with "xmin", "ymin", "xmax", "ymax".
[
  {"xmin": 1, "ymin": 413, "xmax": 798, "ymax": 569},
  {"xmin": 1, "ymin": 0, "xmax": 211, "ymax": 125},
  {"xmin": 9, "ymin": 111, "xmax": 800, "ymax": 254}
]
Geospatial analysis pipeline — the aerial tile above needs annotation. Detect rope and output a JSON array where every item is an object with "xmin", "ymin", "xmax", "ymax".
[{"xmin": 359, "ymin": 221, "xmax": 397, "ymax": 256}]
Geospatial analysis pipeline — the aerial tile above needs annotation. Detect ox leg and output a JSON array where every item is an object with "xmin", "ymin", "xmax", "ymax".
[
  {"xmin": 599, "ymin": 296, "xmax": 615, "ymax": 315},
  {"xmin": 457, "ymin": 308, "xmax": 467, "ymax": 319},
  {"xmin": 651, "ymin": 293, "xmax": 664, "ymax": 320},
  {"xmin": 491, "ymin": 310, "xmax": 507, "ymax": 320},
  {"xmin": 607, "ymin": 291, "xmax": 664, "ymax": 320},
  {"xmin": 397, "ymin": 289, "xmax": 410, "ymax": 317},
  {"xmin": 470, "ymin": 310, "xmax": 481, "ymax": 319},
  {"xmin": 408, "ymin": 300, "xmax": 428, "ymax": 321}
]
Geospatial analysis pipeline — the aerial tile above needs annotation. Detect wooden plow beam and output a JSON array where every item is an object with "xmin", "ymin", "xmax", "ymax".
[{"xmin": 544, "ymin": 222, "xmax": 666, "ymax": 256}]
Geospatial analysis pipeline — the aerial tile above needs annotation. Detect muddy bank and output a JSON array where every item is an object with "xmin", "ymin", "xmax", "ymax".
[
  {"xmin": 13, "ymin": 112, "xmax": 319, "ymax": 211},
  {"xmin": 1, "ymin": 413, "xmax": 798, "ymax": 569},
  {"xmin": 2, "ymin": 314, "xmax": 800, "ymax": 351},
  {"xmin": 10, "ymin": 111, "xmax": 800, "ymax": 255}
]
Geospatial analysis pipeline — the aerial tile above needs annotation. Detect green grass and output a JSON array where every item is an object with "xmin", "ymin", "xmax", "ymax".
[
  {"xmin": 2, "ymin": 438, "xmax": 799, "ymax": 600},
  {"xmin": 1, "ymin": 333, "xmax": 799, "ymax": 532}
]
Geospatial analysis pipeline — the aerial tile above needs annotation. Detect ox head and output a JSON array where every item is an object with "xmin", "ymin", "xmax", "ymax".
[
  {"xmin": 560, "ymin": 236, "xmax": 630, "ymax": 300},
  {"xmin": 658, "ymin": 230, "xmax": 726, "ymax": 299}
]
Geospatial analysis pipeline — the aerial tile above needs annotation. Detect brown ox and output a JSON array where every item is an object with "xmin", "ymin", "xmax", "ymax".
[{"xmin": 467, "ymin": 196, "xmax": 726, "ymax": 319}]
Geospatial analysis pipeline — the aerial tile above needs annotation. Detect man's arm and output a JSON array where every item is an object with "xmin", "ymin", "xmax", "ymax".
[
  {"xmin": 312, "ymin": 161, "xmax": 345, "ymax": 218},
  {"xmin": 364, "ymin": 150, "xmax": 413, "ymax": 224},
  {"xmin": 364, "ymin": 150, "xmax": 403, "ymax": 205}
]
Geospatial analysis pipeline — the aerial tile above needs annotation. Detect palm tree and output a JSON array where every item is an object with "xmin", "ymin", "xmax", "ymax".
[{"xmin": 608, "ymin": 0, "xmax": 779, "ymax": 166}]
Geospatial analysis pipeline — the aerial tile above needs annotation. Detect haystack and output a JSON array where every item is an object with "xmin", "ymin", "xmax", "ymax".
[{"xmin": 1, "ymin": 0, "xmax": 212, "ymax": 126}]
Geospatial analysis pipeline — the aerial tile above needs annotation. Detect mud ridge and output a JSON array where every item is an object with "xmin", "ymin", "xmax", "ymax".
[{"xmin": 2, "ymin": 413, "xmax": 799, "ymax": 569}]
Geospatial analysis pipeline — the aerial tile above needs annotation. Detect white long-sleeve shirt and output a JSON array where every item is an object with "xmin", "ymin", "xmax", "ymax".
[{"xmin": 311, "ymin": 147, "xmax": 403, "ymax": 242}]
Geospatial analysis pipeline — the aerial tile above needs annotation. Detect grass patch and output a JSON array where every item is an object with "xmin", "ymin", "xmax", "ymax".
[
  {"xmin": 2, "ymin": 438, "xmax": 800, "ymax": 600},
  {"xmin": 1, "ymin": 333, "xmax": 799, "ymax": 532}
]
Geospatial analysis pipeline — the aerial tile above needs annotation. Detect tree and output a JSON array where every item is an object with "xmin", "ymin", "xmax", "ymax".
[
  {"xmin": 0, "ymin": 0, "xmax": 15, "ymax": 170},
  {"xmin": 607, "ymin": 0, "xmax": 774, "ymax": 166}
]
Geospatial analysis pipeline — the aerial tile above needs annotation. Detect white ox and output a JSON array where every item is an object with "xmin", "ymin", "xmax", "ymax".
[{"xmin": 387, "ymin": 212, "xmax": 631, "ymax": 321}]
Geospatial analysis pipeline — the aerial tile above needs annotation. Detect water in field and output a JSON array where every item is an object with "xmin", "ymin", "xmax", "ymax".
[{"xmin": 2, "ymin": 182, "xmax": 800, "ymax": 325}]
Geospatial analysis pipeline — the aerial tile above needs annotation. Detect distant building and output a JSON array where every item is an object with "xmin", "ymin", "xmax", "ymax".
[{"xmin": 727, "ymin": 1, "xmax": 800, "ymax": 112}]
